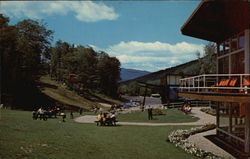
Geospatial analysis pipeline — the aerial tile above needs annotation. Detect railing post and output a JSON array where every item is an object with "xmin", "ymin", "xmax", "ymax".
[
  {"xmin": 193, "ymin": 77, "xmax": 195, "ymax": 90},
  {"xmin": 198, "ymin": 77, "xmax": 200, "ymax": 93},
  {"xmin": 240, "ymin": 75, "xmax": 243, "ymax": 90},
  {"xmin": 203, "ymin": 75, "xmax": 206, "ymax": 92},
  {"xmin": 188, "ymin": 79, "xmax": 190, "ymax": 92}
]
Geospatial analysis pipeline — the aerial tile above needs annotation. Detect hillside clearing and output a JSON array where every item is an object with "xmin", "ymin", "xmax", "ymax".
[{"xmin": 38, "ymin": 76, "xmax": 122, "ymax": 110}]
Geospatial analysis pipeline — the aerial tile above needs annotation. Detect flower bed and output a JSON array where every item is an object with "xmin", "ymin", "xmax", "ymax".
[
  {"xmin": 200, "ymin": 108, "xmax": 216, "ymax": 116},
  {"xmin": 152, "ymin": 109, "xmax": 166, "ymax": 116},
  {"xmin": 167, "ymin": 124, "xmax": 227, "ymax": 159}
]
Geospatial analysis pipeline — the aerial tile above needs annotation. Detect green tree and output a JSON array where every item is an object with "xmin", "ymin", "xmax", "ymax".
[
  {"xmin": 50, "ymin": 40, "xmax": 73, "ymax": 81},
  {"xmin": 16, "ymin": 19, "xmax": 53, "ymax": 80},
  {"xmin": 199, "ymin": 43, "xmax": 216, "ymax": 74},
  {"xmin": 0, "ymin": 14, "xmax": 18, "ymax": 101},
  {"xmin": 1, "ymin": 15, "xmax": 54, "ymax": 109},
  {"xmin": 97, "ymin": 52, "xmax": 121, "ymax": 97}
]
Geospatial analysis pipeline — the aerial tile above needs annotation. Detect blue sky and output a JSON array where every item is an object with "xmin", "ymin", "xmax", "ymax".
[{"xmin": 0, "ymin": 1, "xmax": 207, "ymax": 72}]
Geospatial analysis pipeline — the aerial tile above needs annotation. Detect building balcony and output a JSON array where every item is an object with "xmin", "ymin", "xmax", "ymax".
[{"xmin": 179, "ymin": 74, "xmax": 250, "ymax": 103}]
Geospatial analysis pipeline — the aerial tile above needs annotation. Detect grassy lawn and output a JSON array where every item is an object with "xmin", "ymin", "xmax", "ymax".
[
  {"xmin": 118, "ymin": 108, "xmax": 199, "ymax": 123},
  {"xmin": 0, "ymin": 109, "xmax": 197, "ymax": 159}
]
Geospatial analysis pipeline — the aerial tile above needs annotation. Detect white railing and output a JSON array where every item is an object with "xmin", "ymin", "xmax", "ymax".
[{"xmin": 179, "ymin": 74, "xmax": 250, "ymax": 94}]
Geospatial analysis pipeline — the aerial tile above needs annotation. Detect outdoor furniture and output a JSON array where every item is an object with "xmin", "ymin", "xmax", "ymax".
[{"xmin": 95, "ymin": 118, "xmax": 118, "ymax": 126}]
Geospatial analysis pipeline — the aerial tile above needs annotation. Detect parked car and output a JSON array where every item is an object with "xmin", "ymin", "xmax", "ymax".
[{"xmin": 123, "ymin": 102, "xmax": 133, "ymax": 108}]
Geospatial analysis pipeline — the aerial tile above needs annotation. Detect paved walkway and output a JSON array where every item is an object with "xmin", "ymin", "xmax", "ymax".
[
  {"xmin": 74, "ymin": 107, "xmax": 216, "ymax": 126},
  {"xmin": 188, "ymin": 129, "xmax": 236, "ymax": 159}
]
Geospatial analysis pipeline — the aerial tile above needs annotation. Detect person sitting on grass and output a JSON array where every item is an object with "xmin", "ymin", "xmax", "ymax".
[
  {"xmin": 38, "ymin": 107, "xmax": 46, "ymax": 120},
  {"xmin": 32, "ymin": 109, "xmax": 38, "ymax": 120},
  {"xmin": 60, "ymin": 111, "xmax": 66, "ymax": 122},
  {"xmin": 110, "ymin": 112, "xmax": 117, "ymax": 125}
]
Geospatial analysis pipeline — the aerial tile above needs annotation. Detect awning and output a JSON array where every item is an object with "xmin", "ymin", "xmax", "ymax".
[{"xmin": 181, "ymin": 0, "xmax": 250, "ymax": 43}]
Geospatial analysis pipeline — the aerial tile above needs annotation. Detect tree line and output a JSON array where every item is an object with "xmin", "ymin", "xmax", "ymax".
[
  {"xmin": 50, "ymin": 41, "xmax": 120, "ymax": 97},
  {"xmin": 0, "ymin": 14, "xmax": 121, "ymax": 109}
]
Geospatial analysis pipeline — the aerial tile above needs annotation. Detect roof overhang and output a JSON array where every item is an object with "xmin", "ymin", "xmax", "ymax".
[{"xmin": 181, "ymin": 0, "xmax": 250, "ymax": 43}]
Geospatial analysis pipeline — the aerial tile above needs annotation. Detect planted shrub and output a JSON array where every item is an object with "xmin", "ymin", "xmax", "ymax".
[
  {"xmin": 200, "ymin": 108, "xmax": 216, "ymax": 116},
  {"xmin": 167, "ymin": 124, "xmax": 225, "ymax": 159},
  {"xmin": 152, "ymin": 109, "xmax": 166, "ymax": 116}
]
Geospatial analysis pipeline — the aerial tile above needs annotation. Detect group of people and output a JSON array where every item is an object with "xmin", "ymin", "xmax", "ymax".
[
  {"xmin": 96, "ymin": 111, "xmax": 117, "ymax": 126},
  {"xmin": 32, "ymin": 106, "xmax": 67, "ymax": 122}
]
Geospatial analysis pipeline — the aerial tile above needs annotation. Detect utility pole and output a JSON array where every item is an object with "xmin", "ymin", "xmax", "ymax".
[
  {"xmin": 142, "ymin": 87, "xmax": 148, "ymax": 106},
  {"xmin": 0, "ymin": 50, "xmax": 2, "ymax": 105}
]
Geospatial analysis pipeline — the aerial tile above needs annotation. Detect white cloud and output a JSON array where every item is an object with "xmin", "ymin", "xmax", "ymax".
[
  {"xmin": 92, "ymin": 41, "xmax": 204, "ymax": 72},
  {"xmin": 0, "ymin": 1, "xmax": 119, "ymax": 22}
]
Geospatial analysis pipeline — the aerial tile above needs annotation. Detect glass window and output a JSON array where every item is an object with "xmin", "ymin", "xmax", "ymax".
[
  {"xmin": 219, "ymin": 43, "xmax": 224, "ymax": 56},
  {"xmin": 218, "ymin": 57, "xmax": 229, "ymax": 74},
  {"xmin": 231, "ymin": 36, "xmax": 238, "ymax": 51},
  {"xmin": 224, "ymin": 40, "xmax": 230, "ymax": 54},
  {"xmin": 219, "ymin": 102, "xmax": 229, "ymax": 130},
  {"xmin": 218, "ymin": 102, "xmax": 245, "ymax": 142},
  {"xmin": 239, "ymin": 33, "xmax": 245, "ymax": 49},
  {"xmin": 231, "ymin": 51, "xmax": 245, "ymax": 74}
]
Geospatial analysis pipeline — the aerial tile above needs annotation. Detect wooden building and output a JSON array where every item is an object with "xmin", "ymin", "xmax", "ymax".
[{"xmin": 179, "ymin": 0, "xmax": 250, "ymax": 158}]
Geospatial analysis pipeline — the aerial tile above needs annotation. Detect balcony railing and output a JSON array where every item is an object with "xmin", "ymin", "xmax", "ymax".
[{"xmin": 179, "ymin": 74, "xmax": 250, "ymax": 94}]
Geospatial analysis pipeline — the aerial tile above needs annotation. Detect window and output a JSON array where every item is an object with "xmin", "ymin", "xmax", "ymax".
[
  {"xmin": 218, "ymin": 102, "xmax": 245, "ymax": 150},
  {"xmin": 224, "ymin": 40, "xmax": 230, "ymax": 54},
  {"xmin": 231, "ymin": 36, "xmax": 238, "ymax": 51},
  {"xmin": 239, "ymin": 33, "xmax": 245, "ymax": 49},
  {"xmin": 218, "ymin": 57, "xmax": 229, "ymax": 74},
  {"xmin": 231, "ymin": 51, "xmax": 245, "ymax": 74},
  {"xmin": 219, "ymin": 43, "xmax": 224, "ymax": 55}
]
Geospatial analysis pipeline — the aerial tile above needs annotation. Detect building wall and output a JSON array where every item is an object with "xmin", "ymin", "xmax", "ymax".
[{"xmin": 245, "ymin": 29, "xmax": 250, "ymax": 74}]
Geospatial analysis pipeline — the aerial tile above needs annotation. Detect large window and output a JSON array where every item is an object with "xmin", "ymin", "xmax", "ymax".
[
  {"xmin": 217, "ymin": 31, "xmax": 246, "ymax": 75},
  {"xmin": 239, "ymin": 33, "xmax": 245, "ymax": 49},
  {"xmin": 218, "ymin": 57, "xmax": 229, "ymax": 74},
  {"xmin": 231, "ymin": 36, "xmax": 238, "ymax": 51},
  {"xmin": 218, "ymin": 31, "xmax": 245, "ymax": 56},
  {"xmin": 217, "ymin": 102, "xmax": 245, "ymax": 151},
  {"xmin": 231, "ymin": 51, "xmax": 245, "ymax": 74}
]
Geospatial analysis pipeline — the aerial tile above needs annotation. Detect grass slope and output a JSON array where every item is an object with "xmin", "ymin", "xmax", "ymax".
[
  {"xmin": 0, "ymin": 109, "xmax": 197, "ymax": 159},
  {"xmin": 118, "ymin": 108, "xmax": 199, "ymax": 123},
  {"xmin": 38, "ymin": 76, "xmax": 122, "ymax": 110}
]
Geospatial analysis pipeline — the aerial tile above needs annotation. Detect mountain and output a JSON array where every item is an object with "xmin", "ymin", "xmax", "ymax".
[
  {"xmin": 120, "ymin": 59, "xmax": 201, "ymax": 85},
  {"xmin": 120, "ymin": 68, "xmax": 151, "ymax": 82}
]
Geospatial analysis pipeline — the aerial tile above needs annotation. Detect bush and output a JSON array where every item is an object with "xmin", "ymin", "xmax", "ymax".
[
  {"xmin": 152, "ymin": 109, "xmax": 166, "ymax": 116},
  {"xmin": 200, "ymin": 108, "xmax": 216, "ymax": 116},
  {"xmin": 167, "ymin": 124, "xmax": 225, "ymax": 159}
]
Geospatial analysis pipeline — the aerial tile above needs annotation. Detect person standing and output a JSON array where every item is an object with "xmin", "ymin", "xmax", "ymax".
[
  {"xmin": 79, "ymin": 108, "xmax": 83, "ymax": 116},
  {"xmin": 147, "ymin": 105, "xmax": 153, "ymax": 120},
  {"xmin": 60, "ymin": 111, "xmax": 66, "ymax": 122},
  {"xmin": 70, "ymin": 110, "xmax": 74, "ymax": 119}
]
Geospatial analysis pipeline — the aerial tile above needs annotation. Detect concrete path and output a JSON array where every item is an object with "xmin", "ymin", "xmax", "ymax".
[
  {"xmin": 74, "ymin": 107, "xmax": 215, "ymax": 126},
  {"xmin": 188, "ymin": 129, "xmax": 236, "ymax": 159}
]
